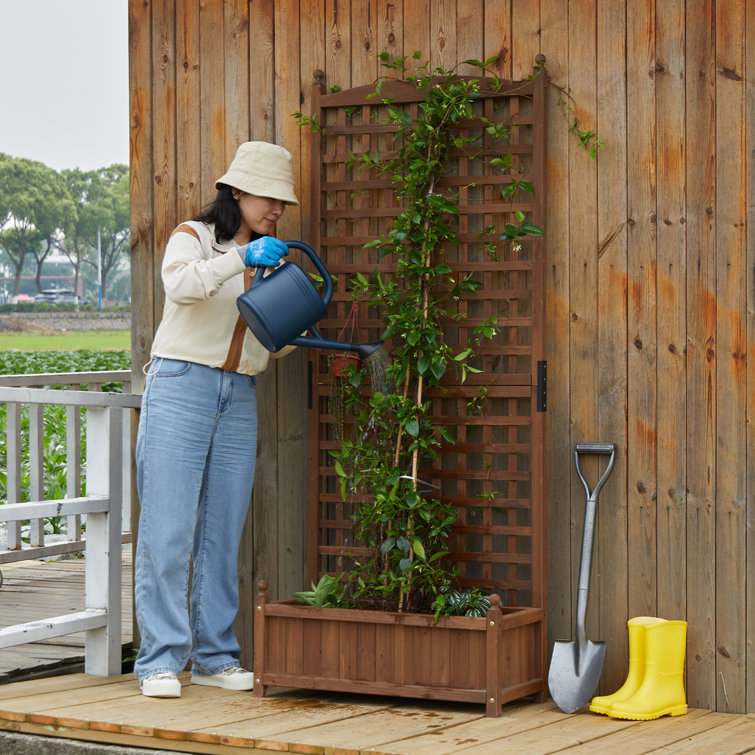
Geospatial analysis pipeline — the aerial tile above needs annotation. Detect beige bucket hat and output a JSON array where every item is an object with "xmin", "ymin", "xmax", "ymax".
[{"xmin": 216, "ymin": 141, "xmax": 299, "ymax": 205}]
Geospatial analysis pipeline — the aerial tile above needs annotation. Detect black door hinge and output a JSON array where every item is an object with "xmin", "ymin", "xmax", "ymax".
[{"xmin": 537, "ymin": 360, "xmax": 547, "ymax": 412}]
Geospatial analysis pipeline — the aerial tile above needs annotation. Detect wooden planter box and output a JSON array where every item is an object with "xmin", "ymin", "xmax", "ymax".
[{"xmin": 253, "ymin": 582, "xmax": 546, "ymax": 717}]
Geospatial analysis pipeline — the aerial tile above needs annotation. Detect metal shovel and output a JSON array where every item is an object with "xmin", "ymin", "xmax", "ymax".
[{"xmin": 548, "ymin": 442, "xmax": 618, "ymax": 713}]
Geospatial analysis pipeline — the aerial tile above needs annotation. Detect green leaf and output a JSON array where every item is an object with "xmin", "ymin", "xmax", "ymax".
[
  {"xmin": 404, "ymin": 418, "xmax": 420, "ymax": 437},
  {"xmin": 381, "ymin": 537, "xmax": 396, "ymax": 555},
  {"xmin": 412, "ymin": 538, "xmax": 426, "ymax": 560},
  {"xmin": 519, "ymin": 222, "xmax": 544, "ymax": 236},
  {"xmin": 396, "ymin": 536, "xmax": 411, "ymax": 554},
  {"xmin": 430, "ymin": 360, "xmax": 446, "ymax": 381},
  {"xmin": 405, "ymin": 492, "xmax": 421, "ymax": 508}
]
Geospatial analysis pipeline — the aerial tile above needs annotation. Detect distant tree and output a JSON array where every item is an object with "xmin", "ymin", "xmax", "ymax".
[
  {"xmin": 78, "ymin": 164, "xmax": 130, "ymax": 302},
  {"xmin": 0, "ymin": 154, "xmax": 75, "ymax": 299},
  {"xmin": 30, "ymin": 178, "xmax": 76, "ymax": 293},
  {"xmin": 58, "ymin": 168, "xmax": 101, "ymax": 299}
]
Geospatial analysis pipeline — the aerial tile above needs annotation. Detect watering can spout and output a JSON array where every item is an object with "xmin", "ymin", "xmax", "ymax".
[
  {"xmin": 355, "ymin": 341, "xmax": 384, "ymax": 361},
  {"xmin": 291, "ymin": 331, "xmax": 384, "ymax": 359}
]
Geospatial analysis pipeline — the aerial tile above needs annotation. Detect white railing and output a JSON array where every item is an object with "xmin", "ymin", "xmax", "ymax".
[
  {"xmin": 0, "ymin": 370, "xmax": 132, "ymax": 391},
  {"xmin": 0, "ymin": 376, "xmax": 140, "ymax": 675},
  {"xmin": 0, "ymin": 371, "xmax": 133, "ymax": 558}
]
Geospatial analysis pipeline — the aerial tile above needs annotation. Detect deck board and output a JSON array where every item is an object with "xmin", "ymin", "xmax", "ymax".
[
  {"xmin": 1, "ymin": 557, "xmax": 754, "ymax": 753},
  {"xmin": 0, "ymin": 672, "xmax": 753, "ymax": 754},
  {"xmin": 0, "ymin": 551, "xmax": 133, "ymax": 682}
]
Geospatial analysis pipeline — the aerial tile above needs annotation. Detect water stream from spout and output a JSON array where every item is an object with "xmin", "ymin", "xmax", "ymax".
[
  {"xmin": 329, "ymin": 345, "xmax": 391, "ymax": 450},
  {"xmin": 362, "ymin": 344, "xmax": 391, "ymax": 394}
]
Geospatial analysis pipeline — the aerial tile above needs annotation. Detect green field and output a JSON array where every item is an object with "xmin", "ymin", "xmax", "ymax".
[{"xmin": 0, "ymin": 330, "xmax": 131, "ymax": 351}]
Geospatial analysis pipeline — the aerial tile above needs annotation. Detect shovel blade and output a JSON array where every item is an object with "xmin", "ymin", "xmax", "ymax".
[{"xmin": 548, "ymin": 639, "xmax": 606, "ymax": 714}]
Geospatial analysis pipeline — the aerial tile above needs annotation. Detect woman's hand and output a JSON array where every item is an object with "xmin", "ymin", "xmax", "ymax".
[{"xmin": 241, "ymin": 237, "xmax": 289, "ymax": 267}]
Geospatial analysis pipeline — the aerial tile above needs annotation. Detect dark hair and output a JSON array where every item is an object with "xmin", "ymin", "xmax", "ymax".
[{"xmin": 194, "ymin": 184, "xmax": 241, "ymax": 243}]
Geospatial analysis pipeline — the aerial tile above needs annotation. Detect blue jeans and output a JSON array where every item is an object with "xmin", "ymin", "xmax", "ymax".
[{"xmin": 133, "ymin": 358, "xmax": 257, "ymax": 680}]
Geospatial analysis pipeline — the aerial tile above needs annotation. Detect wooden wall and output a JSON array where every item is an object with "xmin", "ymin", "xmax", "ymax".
[{"xmin": 128, "ymin": 0, "xmax": 754, "ymax": 714}]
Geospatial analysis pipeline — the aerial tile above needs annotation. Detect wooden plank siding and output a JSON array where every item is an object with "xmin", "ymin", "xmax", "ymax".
[
  {"xmin": 596, "ymin": 0, "xmax": 629, "ymax": 697},
  {"xmin": 128, "ymin": 1, "xmax": 755, "ymax": 713}
]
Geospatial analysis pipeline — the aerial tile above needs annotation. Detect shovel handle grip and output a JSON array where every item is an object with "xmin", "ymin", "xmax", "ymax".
[
  {"xmin": 575, "ymin": 443, "xmax": 615, "ymax": 454},
  {"xmin": 574, "ymin": 443, "xmax": 617, "ymax": 502}
]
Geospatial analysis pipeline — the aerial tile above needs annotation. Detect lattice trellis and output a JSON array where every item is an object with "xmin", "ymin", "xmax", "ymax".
[{"xmin": 305, "ymin": 69, "xmax": 547, "ymax": 609}]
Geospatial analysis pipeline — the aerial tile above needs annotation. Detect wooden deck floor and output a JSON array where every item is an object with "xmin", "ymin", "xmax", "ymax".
[
  {"xmin": 1, "ymin": 557, "xmax": 753, "ymax": 753},
  {"xmin": 0, "ymin": 551, "xmax": 133, "ymax": 682},
  {"xmin": 1, "ymin": 672, "xmax": 754, "ymax": 754}
]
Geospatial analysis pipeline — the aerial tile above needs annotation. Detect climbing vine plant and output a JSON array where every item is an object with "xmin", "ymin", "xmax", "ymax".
[{"xmin": 295, "ymin": 52, "xmax": 545, "ymax": 615}]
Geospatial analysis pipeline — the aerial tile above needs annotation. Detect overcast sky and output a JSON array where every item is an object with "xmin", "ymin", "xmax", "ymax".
[{"xmin": 0, "ymin": 0, "xmax": 129, "ymax": 172}]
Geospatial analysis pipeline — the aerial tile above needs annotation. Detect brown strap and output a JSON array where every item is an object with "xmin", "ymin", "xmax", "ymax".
[
  {"xmin": 221, "ymin": 268, "xmax": 253, "ymax": 372},
  {"xmin": 171, "ymin": 223, "xmax": 201, "ymax": 241}
]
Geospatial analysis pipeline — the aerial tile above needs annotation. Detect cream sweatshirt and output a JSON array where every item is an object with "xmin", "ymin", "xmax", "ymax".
[{"xmin": 149, "ymin": 220, "xmax": 291, "ymax": 375}]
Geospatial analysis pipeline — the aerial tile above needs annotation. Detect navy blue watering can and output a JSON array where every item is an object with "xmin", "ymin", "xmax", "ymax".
[{"xmin": 236, "ymin": 240, "xmax": 383, "ymax": 359}]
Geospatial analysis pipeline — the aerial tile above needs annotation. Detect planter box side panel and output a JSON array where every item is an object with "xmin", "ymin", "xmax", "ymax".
[
  {"xmin": 498, "ymin": 622, "xmax": 544, "ymax": 704},
  {"xmin": 260, "ymin": 604, "xmax": 545, "ymax": 708}
]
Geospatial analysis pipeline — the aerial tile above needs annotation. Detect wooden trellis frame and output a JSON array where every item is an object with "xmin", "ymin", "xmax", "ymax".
[{"xmin": 305, "ymin": 68, "xmax": 547, "ymax": 611}]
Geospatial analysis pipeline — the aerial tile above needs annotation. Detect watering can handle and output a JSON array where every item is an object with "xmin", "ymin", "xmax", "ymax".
[{"xmin": 249, "ymin": 240, "xmax": 333, "ymax": 306}]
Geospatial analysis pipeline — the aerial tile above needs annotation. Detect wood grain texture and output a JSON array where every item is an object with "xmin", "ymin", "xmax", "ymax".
[
  {"xmin": 654, "ymin": 0, "xmax": 687, "ymax": 625},
  {"xmin": 566, "ymin": 0, "xmax": 600, "ymax": 653},
  {"xmin": 128, "ymin": 0, "xmax": 155, "ymax": 387},
  {"xmin": 595, "ymin": 0, "xmax": 629, "ymax": 695},
  {"xmin": 128, "ymin": 0, "xmax": 755, "ymax": 713},
  {"xmin": 684, "ymin": 0, "xmax": 717, "ymax": 710},
  {"xmin": 175, "ymin": 0, "xmax": 202, "ymax": 222},
  {"xmin": 249, "ymin": 0, "xmax": 276, "ymax": 143},
  {"xmin": 539, "ymin": 0, "xmax": 571, "ymax": 654},
  {"xmin": 626, "ymin": 0, "xmax": 658, "ymax": 621},
  {"xmin": 198, "ymin": 0, "xmax": 226, "ymax": 207},
  {"xmin": 273, "ymin": 0, "xmax": 309, "ymax": 606},
  {"xmin": 152, "ymin": 0, "xmax": 176, "ymax": 324},
  {"xmin": 713, "ymin": 0, "xmax": 747, "ymax": 714},
  {"xmin": 745, "ymin": 0, "xmax": 755, "ymax": 717}
]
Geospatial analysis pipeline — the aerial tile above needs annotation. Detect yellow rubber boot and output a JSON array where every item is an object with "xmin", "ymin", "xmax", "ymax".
[
  {"xmin": 590, "ymin": 616, "xmax": 666, "ymax": 715},
  {"xmin": 606, "ymin": 619, "xmax": 688, "ymax": 720}
]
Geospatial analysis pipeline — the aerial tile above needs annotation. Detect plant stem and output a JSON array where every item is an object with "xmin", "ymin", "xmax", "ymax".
[{"xmin": 399, "ymin": 167, "xmax": 437, "ymax": 611}]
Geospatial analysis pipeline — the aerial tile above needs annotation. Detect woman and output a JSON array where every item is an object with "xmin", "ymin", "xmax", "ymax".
[{"xmin": 134, "ymin": 141, "xmax": 298, "ymax": 698}]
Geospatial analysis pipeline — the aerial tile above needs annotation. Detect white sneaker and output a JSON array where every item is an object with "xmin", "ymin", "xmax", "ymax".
[
  {"xmin": 140, "ymin": 672, "xmax": 181, "ymax": 698},
  {"xmin": 191, "ymin": 666, "xmax": 254, "ymax": 691}
]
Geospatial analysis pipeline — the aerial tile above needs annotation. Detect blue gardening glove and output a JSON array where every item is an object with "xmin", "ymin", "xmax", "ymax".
[{"xmin": 241, "ymin": 237, "xmax": 289, "ymax": 267}]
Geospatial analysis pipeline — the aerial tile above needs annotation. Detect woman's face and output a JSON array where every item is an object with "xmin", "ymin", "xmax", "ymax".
[{"xmin": 233, "ymin": 191, "xmax": 286, "ymax": 240}]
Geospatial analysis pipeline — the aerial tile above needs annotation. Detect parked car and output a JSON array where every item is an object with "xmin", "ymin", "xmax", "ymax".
[{"xmin": 34, "ymin": 289, "xmax": 78, "ymax": 304}]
